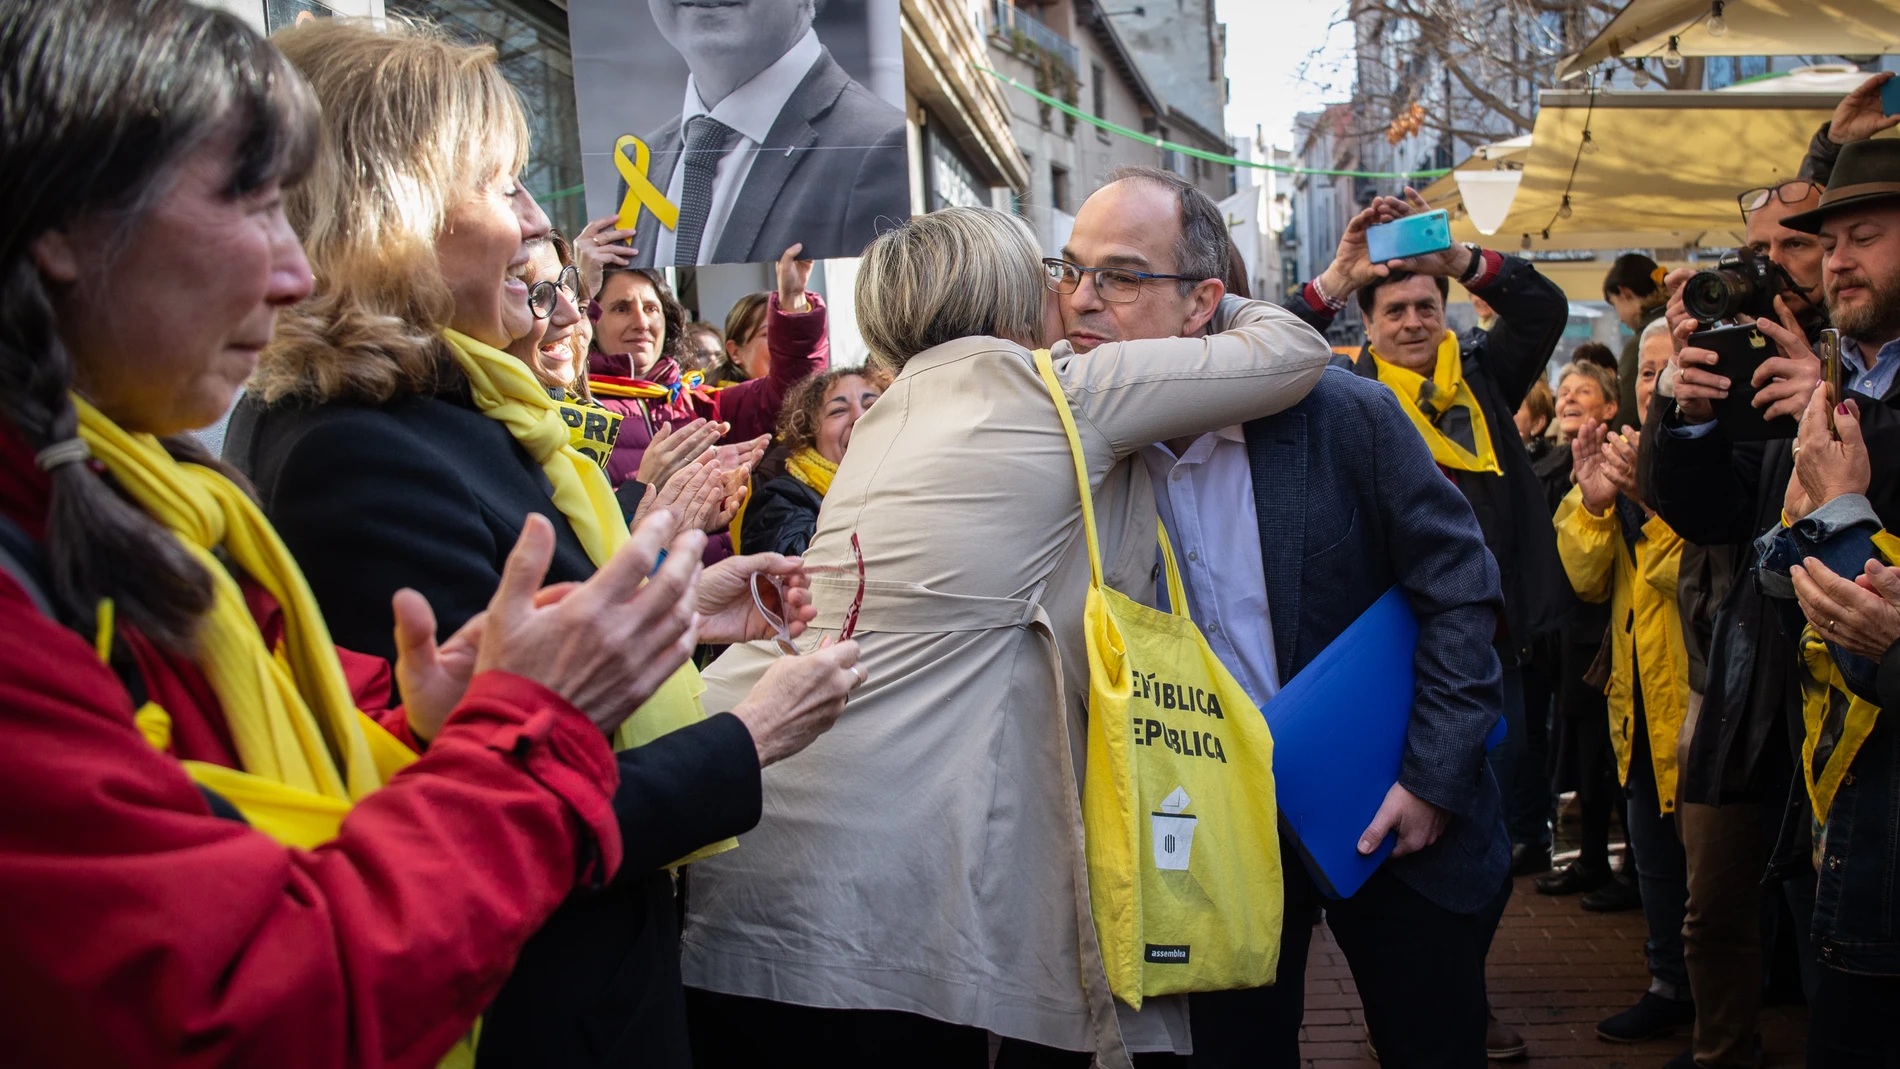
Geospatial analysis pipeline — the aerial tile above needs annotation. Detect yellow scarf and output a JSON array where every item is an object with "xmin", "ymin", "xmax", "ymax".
[
  {"xmin": 554, "ymin": 390, "xmax": 624, "ymax": 473},
  {"xmin": 443, "ymin": 333, "xmax": 725, "ymax": 864},
  {"xmin": 1794, "ymin": 528, "xmax": 1900, "ymax": 821},
  {"xmin": 783, "ymin": 448, "xmax": 837, "ymax": 497},
  {"xmin": 1369, "ymin": 331, "xmax": 1502, "ymax": 475},
  {"xmin": 73, "ymin": 397, "xmax": 415, "ymax": 834},
  {"xmin": 443, "ymin": 329, "xmax": 629, "ymax": 565}
]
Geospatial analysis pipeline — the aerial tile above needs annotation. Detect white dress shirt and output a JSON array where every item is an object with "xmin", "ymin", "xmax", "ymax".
[
  {"xmin": 651, "ymin": 29, "xmax": 823, "ymax": 265},
  {"xmin": 1141, "ymin": 428, "xmax": 1282, "ymax": 708}
]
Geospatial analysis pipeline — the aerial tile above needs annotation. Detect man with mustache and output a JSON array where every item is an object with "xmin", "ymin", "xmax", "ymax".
[
  {"xmin": 613, "ymin": 0, "xmax": 908, "ymax": 266},
  {"xmin": 1651, "ymin": 92, "xmax": 1900, "ymax": 1064}
]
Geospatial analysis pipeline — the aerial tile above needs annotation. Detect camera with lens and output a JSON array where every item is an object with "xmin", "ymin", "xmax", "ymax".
[{"xmin": 1682, "ymin": 247, "xmax": 1801, "ymax": 323}]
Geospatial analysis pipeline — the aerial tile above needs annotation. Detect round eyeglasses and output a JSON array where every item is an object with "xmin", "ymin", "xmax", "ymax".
[
  {"xmin": 1042, "ymin": 257, "xmax": 1202, "ymax": 304},
  {"xmin": 1737, "ymin": 181, "xmax": 1818, "ymax": 219},
  {"xmin": 529, "ymin": 264, "xmax": 582, "ymax": 320}
]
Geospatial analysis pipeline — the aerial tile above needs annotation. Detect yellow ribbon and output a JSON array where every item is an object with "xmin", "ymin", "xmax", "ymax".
[{"xmin": 615, "ymin": 134, "xmax": 679, "ymax": 232}]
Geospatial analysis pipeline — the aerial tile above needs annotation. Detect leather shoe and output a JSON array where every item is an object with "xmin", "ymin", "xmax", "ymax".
[
  {"xmin": 1487, "ymin": 1013, "xmax": 1527, "ymax": 1060},
  {"xmin": 1581, "ymin": 874, "xmax": 1643, "ymax": 912},
  {"xmin": 1662, "ymin": 1049, "xmax": 1695, "ymax": 1069},
  {"xmin": 1510, "ymin": 841, "xmax": 1553, "ymax": 876},
  {"xmin": 1534, "ymin": 860, "xmax": 1609, "ymax": 896},
  {"xmin": 1597, "ymin": 991, "xmax": 1695, "ymax": 1043}
]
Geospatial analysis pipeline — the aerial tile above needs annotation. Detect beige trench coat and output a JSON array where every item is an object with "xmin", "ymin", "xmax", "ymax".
[{"xmin": 683, "ymin": 299, "xmax": 1329, "ymax": 1060}]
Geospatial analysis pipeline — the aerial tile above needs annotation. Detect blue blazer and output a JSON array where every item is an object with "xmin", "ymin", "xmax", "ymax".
[{"xmin": 1245, "ymin": 366, "xmax": 1510, "ymax": 914}]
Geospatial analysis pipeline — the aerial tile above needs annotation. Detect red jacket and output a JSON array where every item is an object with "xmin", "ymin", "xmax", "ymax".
[
  {"xmin": 0, "ymin": 426, "xmax": 622, "ymax": 1069},
  {"xmin": 591, "ymin": 290, "xmax": 829, "ymax": 487}
]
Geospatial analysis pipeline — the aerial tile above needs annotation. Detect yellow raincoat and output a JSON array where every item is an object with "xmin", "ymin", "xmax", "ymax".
[{"xmin": 1555, "ymin": 486, "xmax": 1689, "ymax": 813}]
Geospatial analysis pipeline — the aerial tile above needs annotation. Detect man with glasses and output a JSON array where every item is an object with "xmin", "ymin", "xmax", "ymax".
[
  {"xmin": 1050, "ymin": 167, "xmax": 1514, "ymax": 1068},
  {"xmin": 1650, "ymin": 104, "xmax": 1900, "ymax": 1066}
]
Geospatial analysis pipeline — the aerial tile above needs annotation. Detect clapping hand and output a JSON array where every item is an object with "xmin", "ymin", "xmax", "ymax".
[
  {"xmin": 1571, "ymin": 418, "xmax": 1620, "ymax": 515},
  {"xmin": 1791, "ymin": 556, "xmax": 1900, "ymax": 661},
  {"xmin": 475, "ymin": 512, "xmax": 706, "ymax": 735},
  {"xmin": 1602, "ymin": 426, "xmax": 1647, "ymax": 513},
  {"xmin": 638, "ymin": 418, "xmax": 728, "ymax": 491}
]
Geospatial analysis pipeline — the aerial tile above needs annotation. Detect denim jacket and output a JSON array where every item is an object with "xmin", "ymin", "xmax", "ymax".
[{"xmin": 1756, "ymin": 494, "xmax": 1900, "ymax": 975}]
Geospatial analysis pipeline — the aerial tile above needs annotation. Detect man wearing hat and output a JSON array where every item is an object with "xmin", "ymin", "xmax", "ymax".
[{"xmin": 1652, "ymin": 98, "xmax": 1900, "ymax": 1069}]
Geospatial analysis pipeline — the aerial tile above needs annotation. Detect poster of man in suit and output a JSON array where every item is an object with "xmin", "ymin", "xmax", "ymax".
[{"xmin": 568, "ymin": 0, "xmax": 910, "ymax": 267}]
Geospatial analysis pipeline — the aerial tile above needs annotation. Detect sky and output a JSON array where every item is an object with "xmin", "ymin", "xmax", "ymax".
[{"xmin": 1218, "ymin": 0, "xmax": 1357, "ymax": 155}]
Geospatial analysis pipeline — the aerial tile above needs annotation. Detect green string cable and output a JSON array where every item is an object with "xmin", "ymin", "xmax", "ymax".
[{"xmin": 975, "ymin": 65, "xmax": 1452, "ymax": 182}]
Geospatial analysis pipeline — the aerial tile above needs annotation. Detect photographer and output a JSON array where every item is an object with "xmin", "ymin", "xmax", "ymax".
[{"xmin": 1652, "ymin": 138, "xmax": 1900, "ymax": 1069}]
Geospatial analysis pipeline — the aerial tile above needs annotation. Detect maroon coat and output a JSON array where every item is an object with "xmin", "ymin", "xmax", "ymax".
[{"xmin": 591, "ymin": 290, "xmax": 829, "ymax": 487}]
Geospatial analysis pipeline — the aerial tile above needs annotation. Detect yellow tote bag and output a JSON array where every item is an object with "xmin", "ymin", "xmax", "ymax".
[{"xmin": 1034, "ymin": 351, "xmax": 1283, "ymax": 1007}]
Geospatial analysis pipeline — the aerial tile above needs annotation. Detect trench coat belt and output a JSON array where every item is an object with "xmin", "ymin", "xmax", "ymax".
[
  {"xmin": 803, "ymin": 572, "xmax": 1135, "ymax": 1066},
  {"xmin": 809, "ymin": 575, "xmax": 1050, "ymax": 633}
]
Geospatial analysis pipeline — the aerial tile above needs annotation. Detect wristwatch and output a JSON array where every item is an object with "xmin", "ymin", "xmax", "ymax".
[{"xmin": 1456, "ymin": 243, "xmax": 1485, "ymax": 284}]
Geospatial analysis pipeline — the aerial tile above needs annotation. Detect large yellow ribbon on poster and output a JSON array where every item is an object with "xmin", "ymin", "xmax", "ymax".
[{"xmin": 615, "ymin": 134, "xmax": 679, "ymax": 232}]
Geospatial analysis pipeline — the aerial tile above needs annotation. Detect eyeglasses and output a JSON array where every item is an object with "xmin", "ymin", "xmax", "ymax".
[
  {"xmin": 1737, "ymin": 181, "xmax": 1818, "ymax": 219},
  {"xmin": 749, "ymin": 532, "xmax": 865, "ymax": 655},
  {"xmin": 530, "ymin": 264, "xmax": 582, "ymax": 320},
  {"xmin": 1042, "ymin": 258, "xmax": 1202, "ymax": 304}
]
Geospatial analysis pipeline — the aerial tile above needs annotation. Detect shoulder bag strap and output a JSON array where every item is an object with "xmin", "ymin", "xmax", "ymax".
[{"xmin": 1032, "ymin": 349, "xmax": 1104, "ymax": 590}]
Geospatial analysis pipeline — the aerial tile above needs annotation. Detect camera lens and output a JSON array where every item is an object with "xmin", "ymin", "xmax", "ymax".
[{"xmin": 1684, "ymin": 267, "xmax": 1753, "ymax": 322}]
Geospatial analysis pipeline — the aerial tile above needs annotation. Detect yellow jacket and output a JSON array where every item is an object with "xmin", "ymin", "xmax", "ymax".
[{"xmin": 1555, "ymin": 486, "xmax": 1690, "ymax": 814}]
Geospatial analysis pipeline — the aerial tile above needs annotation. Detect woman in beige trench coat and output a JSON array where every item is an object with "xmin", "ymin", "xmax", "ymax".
[{"xmin": 681, "ymin": 207, "xmax": 1331, "ymax": 1066}]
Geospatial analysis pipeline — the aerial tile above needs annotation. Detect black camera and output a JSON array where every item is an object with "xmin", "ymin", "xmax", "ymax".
[{"xmin": 1682, "ymin": 247, "xmax": 1801, "ymax": 323}]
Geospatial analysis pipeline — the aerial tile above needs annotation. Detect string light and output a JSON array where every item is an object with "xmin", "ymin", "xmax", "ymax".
[
  {"xmin": 1663, "ymin": 36, "xmax": 1684, "ymax": 69},
  {"xmin": 1706, "ymin": 1, "xmax": 1728, "ymax": 37},
  {"xmin": 1581, "ymin": 130, "xmax": 1599, "ymax": 154},
  {"xmin": 1558, "ymin": 195, "xmax": 1574, "ymax": 220},
  {"xmin": 1632, "ymin": 62, "xmax": 1652, "ymax": 89},
  {"xmin": 1521, "ymin": 233, "xmax": 1534, "ymax": 251}
]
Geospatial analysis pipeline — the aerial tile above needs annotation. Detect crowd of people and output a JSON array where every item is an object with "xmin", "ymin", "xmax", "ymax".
[{"xmin": 1, "ymin": 2, "xmax": 1898, "ymax": 1068}]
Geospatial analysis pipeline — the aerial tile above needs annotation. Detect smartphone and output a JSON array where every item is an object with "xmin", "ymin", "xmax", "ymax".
[
  {"xmin": 1821, "ymin": 327, "xmax": 1843, "ymax": 434},
  {"xmin": 1882, "ymin": 74, "xmax": 1900, "ymax": 117},
  {"xmin": 1365, "ymin": 209, "xmax": 1453, "ymax": 264},
  {"xmin": 1687, "ymin": 322, "xmax": 1798, "ymax": 440}
]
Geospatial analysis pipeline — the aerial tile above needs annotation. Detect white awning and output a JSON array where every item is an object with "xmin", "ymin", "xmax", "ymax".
[{"xmin": 1556, "ymin": 0, "xmax": 1900, "ymax": 82}]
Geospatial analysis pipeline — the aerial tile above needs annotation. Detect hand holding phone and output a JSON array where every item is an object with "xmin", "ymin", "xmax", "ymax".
[{"xmin": 1365, "ymin": 209, "xmax": 1453, "ymax": 265}]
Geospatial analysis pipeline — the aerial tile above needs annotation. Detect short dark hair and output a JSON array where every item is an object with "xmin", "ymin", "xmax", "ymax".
[
  {"xmin": 1602, "ymin": 252, "xmax": 1662, "ymax": 301},
  {"xmin": 1570, "ymin": 341, "xmax": 1617, "ymax": 371},
  {"xmin": 1103, "ymin": 166, "xmax": 1234, "ymax": 293},
  {"xmin": 1356, "ymin": 270, "xmax": 1449, "ymax": 317}
]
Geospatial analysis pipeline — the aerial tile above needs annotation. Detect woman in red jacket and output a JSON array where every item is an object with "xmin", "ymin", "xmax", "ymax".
[{"xmin": 0, "ymin": 3, "xmax": 851, "ymax": 1066}]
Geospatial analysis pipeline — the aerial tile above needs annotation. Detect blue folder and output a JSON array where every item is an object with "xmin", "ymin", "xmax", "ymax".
[{"xmin": 1262, "ymin": 585, "xmax": 1504, "ymax": 899}]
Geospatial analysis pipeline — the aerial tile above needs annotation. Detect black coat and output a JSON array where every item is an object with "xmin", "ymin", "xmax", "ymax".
[
  {"xmin": 224, "ymin": 389, "xmax": 761, "ymax": 1068},
  {"xmin": 1287, "ymin": 255, "xmax": 1571, "ymax": 657},
  {"xmin": 1651, "ymin": 363, "xmax": 1900, "ymax": 806},
  {"xmin": 739, "ymin": 474, "xmax": 823, "ymax": 557}
]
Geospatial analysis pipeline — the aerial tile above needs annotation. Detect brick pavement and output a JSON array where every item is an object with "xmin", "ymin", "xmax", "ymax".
[{"xmin": 1297, "ymin": 874, "xmax": 1811, "ymax": 1068}]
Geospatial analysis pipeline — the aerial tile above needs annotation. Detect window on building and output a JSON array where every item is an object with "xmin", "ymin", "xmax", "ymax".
[
  {"xmin": 1050, "ymin": 164, "xmax": 1071, "ymax": 214},
  {"xmin": 923, "ymin": 117, "xmax": 988, "ymax": 211},
  {"xmin": 1091, "ymin": 62, "xmax": 1106, "ymax": 116},
  {"xmin": 385, "ymin": 0, "xmax": 587, "ymax": 236}
]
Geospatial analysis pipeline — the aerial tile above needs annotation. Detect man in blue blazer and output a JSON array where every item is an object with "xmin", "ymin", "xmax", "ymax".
[{"xmin": 1054, "ymin": 168, "xmax": 1510, "ymax": 1068}]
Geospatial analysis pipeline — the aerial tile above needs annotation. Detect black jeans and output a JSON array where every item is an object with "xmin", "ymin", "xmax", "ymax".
[
  {"xmin": 1807, "ymin": 967, "xmax": 1900, "ymax": 1067},
  {"xmin": 1191, "ymin": 851, "xmax": 1489, "ymax": 1069}
]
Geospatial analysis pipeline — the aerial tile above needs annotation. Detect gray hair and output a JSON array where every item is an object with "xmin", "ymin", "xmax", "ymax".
[
  {"xmin": 1556, "ymin": 360, "xmax": 1620, "ymax": 413},
  {"xmin": 1639, "ymin": 315, "xmax": 1673, "ymax": 349},
  {"xmin": 855, "ymin": 207, "xmax": 1044, "ymax": 368},
  {"xmin": 1102, "ymin": 166, "xmax": 1230, "ymax": 292}
]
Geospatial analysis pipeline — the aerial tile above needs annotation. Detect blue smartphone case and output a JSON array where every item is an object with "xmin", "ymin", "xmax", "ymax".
[
  {"xmin": 1882, "ymin": 75, "xmax": 1900, "ymax": 117},
  {"xmin": 1365, "ymin": 209, "xmax": 1453, "ymax": 264}
]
